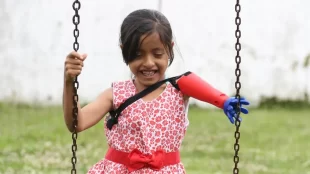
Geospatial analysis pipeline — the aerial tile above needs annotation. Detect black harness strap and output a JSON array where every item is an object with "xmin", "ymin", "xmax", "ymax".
[{"xmin": 106, "ymin": 71, "xmax": 191, "ymax": 130}]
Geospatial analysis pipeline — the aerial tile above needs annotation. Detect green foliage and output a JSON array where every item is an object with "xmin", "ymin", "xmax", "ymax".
[
  {"xmin": 303, "ymin": 54, "xmax": 310, "ymax": 68},
  {"xmin": 1, "ymin": 103, "xmax": 310, "ymax": 173},
  {"xmin": 257, "ymin": 96, "xmax": 310, "ymax": 110}
]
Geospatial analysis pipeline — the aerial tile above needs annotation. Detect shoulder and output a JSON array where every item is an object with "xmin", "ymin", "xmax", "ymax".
[
  {"xmin": 111, "ymin": 79, "xmax": 133, "ymax": 88},
  {"xmin": 111, "ymin": 80, "xmax": 135, "ymax": 96},
  {"xmin": 173, "ymin": 77, "xmax": 190, "ymax": 101},
  {"xmin": 110, "ymin": 79, "xmax": 135, "ymax": 106},
  {"xmin": 166, "ymin": 82, "xmax": 190, "ymax": 102},
  {"xmin": 96, "ymin": 87, "xmax": 113, "ymax": 102}
]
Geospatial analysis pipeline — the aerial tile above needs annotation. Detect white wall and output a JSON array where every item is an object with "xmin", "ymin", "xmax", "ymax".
[{"xmin": 0, "ymin": 0, "xmax": 309, "ymax": 107}]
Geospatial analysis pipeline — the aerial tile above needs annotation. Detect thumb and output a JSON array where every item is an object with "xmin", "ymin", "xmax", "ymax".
[{"xmin": 80, "ymin": 53, "xmax": 88, "ymax": 61}]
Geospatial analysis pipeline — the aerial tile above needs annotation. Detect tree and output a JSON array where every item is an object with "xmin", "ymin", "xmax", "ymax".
[{"xmin": 303, "ymin": 53, "xmax": 310, "ymax": 102}]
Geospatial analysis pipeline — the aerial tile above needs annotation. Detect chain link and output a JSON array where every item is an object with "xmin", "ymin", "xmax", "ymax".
[
  {"xmin": 71, "ymin": 0, "xmax": 80, "ymax": 173},
  {"xmin": 233, "ymin": 0, "xmax": 242, "ymax": 174}
]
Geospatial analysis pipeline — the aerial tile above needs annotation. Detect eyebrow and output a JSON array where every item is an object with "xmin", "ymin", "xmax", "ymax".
[
  {"xmin": 138, "ymin": 47, "xmax": 164, "ymax": 52},
  {"xmin": 152, "ymin": 48, "xmax": 164, "ymax": 52}
]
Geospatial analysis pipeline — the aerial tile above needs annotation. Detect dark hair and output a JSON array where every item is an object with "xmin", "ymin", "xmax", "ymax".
[{"xmin": 120, "ymin": 9, "xmax": 174, "ymax": 66}]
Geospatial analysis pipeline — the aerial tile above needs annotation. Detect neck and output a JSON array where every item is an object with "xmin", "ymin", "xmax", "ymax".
[{"xmin": 133, "ymin": 77, "xmax": 166, "ymax": 93}]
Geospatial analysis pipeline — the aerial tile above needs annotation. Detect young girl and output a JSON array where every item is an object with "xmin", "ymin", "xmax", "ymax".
[{"xmin": 63, "ymin": 9, "xmax": 249, "ymax": 174}]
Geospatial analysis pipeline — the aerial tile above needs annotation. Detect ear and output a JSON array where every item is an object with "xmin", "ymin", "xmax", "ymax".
[
  {"xmin": 120, "ymin": 44, "xmax": 123, "ymax": 49},
  {"xmin": 171, "ymin": 41, "xmax": 174, "ymax": 47}
]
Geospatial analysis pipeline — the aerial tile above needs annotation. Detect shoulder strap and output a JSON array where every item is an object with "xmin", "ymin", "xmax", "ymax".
[{"xmin": 106, "ymin": 71, "xmax": 190, "ymax": 130}]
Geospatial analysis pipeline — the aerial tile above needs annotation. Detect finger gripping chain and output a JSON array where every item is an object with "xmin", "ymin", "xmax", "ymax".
[{"xmin": 71, "ymin": 0, "xmax": 80, "ymax": 173}]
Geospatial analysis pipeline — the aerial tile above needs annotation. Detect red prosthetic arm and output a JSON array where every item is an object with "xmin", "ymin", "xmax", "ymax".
[{"xmin": 176, "ymin": 72, "xmax": 229, "ymax": 109}]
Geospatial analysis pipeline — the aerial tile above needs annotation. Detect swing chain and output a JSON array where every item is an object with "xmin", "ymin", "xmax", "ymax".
[
  {"xmin": 233, "ymin": 0, "xmax": 242, "ymax": 174},
  {"xmin": 71, "ymin": 0, "xmax": 81, "ymax": 173}
]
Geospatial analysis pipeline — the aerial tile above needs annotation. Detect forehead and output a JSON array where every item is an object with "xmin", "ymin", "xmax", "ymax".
[{"xmin": 139, "ymin": 32, "xmax": 165, "ymax": 50}]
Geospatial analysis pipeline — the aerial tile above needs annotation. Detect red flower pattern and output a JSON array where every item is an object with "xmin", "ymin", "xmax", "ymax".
[{"xmin": 87, "ymin": 80, "xmax": 189, "ymax": 173}]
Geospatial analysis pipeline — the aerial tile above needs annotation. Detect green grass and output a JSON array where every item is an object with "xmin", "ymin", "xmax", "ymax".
[{"xmin": 0, "ymin": 103, "xmax": 310, "ymax": 174}]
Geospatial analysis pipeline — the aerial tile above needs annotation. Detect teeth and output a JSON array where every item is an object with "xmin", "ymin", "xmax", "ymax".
[{"xmin": 142, "ymin": 71, "xmax": 155, "ymax": 76}]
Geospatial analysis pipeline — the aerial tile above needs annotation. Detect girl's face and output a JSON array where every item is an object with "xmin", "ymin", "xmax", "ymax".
[{"xmin": 128, "ymin": 32, "xmax": 172, "ymax": 89}]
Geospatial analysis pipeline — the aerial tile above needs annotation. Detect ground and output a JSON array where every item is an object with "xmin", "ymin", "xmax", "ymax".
[{"xmin": 0, "ymin": 103, "xmax": 309, "ymax": 174}]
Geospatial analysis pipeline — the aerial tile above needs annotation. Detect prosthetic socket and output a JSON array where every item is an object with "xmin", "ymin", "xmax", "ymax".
[{"xmin": 176, "ymin": 72, "xmax": 229, "ymax": 109}]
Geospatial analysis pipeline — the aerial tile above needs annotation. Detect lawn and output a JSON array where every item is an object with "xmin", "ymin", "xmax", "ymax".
[{"xmin": 0, "ymin": 103, "xmax": 309, "ymax": 174}]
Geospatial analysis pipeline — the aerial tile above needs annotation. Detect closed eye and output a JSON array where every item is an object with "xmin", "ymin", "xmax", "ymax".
[{"xmin": 154, "ymin": 53, "xmax": 164, "ymax": 58}]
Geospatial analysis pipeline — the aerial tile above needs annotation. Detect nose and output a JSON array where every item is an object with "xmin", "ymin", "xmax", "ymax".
[{"xmin": 143, "ymin": 56, "xmax": 155, "ymax": 68}]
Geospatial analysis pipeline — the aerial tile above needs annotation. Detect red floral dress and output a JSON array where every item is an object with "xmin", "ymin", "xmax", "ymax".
[{"xmin": 87, "ymin": 80, "xmax": 190, "ymax": 174}]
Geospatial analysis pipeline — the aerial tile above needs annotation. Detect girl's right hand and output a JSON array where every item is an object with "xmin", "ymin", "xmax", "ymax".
[{"xmin": 64, "ymin": 51, "xmax": 87, "ymax": 82}]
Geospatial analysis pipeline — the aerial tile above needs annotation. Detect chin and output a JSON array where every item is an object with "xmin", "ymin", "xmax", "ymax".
[
  {"xmin": 137, "ymin": 72, "xmax": 163, "ymax": 86},
  {"xmin": 141, "ymin": 80, "xmax": 158, "ymax": 86}
]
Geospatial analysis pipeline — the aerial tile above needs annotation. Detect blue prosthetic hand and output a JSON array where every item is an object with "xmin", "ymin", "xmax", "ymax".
[{"xmin": 223, "ymin": 97, "xmax": 250, "ymax": 124}]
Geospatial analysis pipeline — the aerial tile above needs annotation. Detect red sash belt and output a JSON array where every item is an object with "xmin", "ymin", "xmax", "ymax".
[{"xmin": 105, "ymin": 147, "xmax": 180, "ymax": 172}]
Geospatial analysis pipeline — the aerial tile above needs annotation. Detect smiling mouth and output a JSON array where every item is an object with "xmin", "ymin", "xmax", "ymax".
[{"xmin": 140, "ymin": 70, "xmax": 158, "ymax": 77}]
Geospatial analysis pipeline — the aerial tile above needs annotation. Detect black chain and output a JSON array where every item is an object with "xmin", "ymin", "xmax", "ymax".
[
  {"xmin": 233, "ymin": 0, "xmax": 242, "ymax": 174},
  {"xmin": 71, "ymin": 0, "xmax": 80, "ymax": 173}
]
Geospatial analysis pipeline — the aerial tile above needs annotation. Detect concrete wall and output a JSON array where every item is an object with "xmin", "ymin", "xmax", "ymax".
[{"xmin": 1, "ymin": 0, "xmax": 309, "ymax": 107}]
